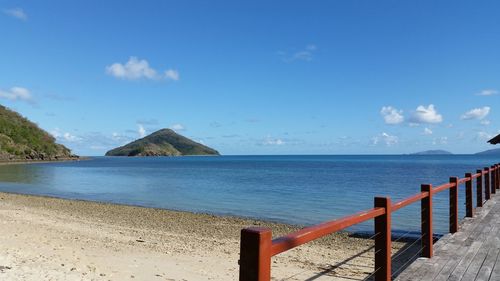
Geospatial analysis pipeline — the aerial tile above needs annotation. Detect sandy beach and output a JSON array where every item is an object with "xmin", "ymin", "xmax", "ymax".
[{"xmin": 0, "ymin": 192, "xmax": 417, "ymax": 280}]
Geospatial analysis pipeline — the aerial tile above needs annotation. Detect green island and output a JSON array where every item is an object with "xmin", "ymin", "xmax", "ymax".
[
  {"xmin": 105, "ymin": 128, "xmax": 220, "ymax": 156},
  {"xmin": 0, "ymin": 105, "xmax": 77, "ymax": 161}
]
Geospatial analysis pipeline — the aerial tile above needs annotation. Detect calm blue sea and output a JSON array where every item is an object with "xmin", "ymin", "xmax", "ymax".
[{"xmin": 0, "ymin": 155, "xmax": 498, "ymax": 235}]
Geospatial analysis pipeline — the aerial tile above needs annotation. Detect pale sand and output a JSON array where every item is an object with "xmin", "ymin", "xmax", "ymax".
[{"xmin": 0, "ymin": 192, "xmax": 418, "ymax": 280}]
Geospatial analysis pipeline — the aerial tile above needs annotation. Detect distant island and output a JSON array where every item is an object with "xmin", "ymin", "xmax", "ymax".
[
  {"xmin": 0, "ymin": 105, "xmax": 77, "ymax": 161},
  {"xmin": 475, "ymin": 148, "xmax": 500, "ymax": 156},
  {"xmin": 105, "ymin": 128, "xmax": 220, "ymax": 157},
  {"xmin": 410, "ymin": 150, "xmax": 453, "ymax": 155}
]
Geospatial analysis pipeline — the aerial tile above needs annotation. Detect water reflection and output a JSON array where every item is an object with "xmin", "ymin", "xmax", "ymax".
[{"xmin": 0, "ymin": 164, "xmax": 48, "ymax": 184}]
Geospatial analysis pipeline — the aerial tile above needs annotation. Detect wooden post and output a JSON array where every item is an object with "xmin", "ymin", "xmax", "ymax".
[
  {"xmin": 465, "ymin": 173, "xmax": 473, "ymax": 217},
  {"xmin": 491, "ymin": 166, "xmax": 496, "ymax": 194},
  {"xmin": 421, "ymin": 184, "xmax": 433, "ymax": 258},
  {"xmin": 494, "ymin": 164, "xmax": 497, "ymax": 190},
  {"xmin": 374, "ymin": 197, "xmax": 392, "ymax": 281},
  {"xmin": 449, "ymin": 177, "xmax": 459, "ymax": 233},
  {"xmin": 485, "ymin": 167, "xmax": 491, "ymax": 200},
  {"xmin": 494, "ymin": 165, "xmax": 497, "ymax": 190},
  {"xmin": 239, "ymin": 227, "xmax": 272, "ymax": 281},
  {"xmin": 477, "ymin": 169, "xmax": 483, "ymax": 207},
  {"xmin": 496, "ymin": 164, "xmax": 499, "ymax": 190},
  {"xmin": 490, "ymin": 165, "xmax": 498, "ymax": 190}
]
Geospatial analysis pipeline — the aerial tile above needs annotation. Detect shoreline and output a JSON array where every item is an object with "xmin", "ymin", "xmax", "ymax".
[
  {"xmin": 0, "ymin": 157, "xmax": 90, "ymax": 166},
  {"xmin": 0, "ymin": 190, "xmax": 423, "ymax": 240},
  {"xmin": 0, "ymin": 191, "xmax": 419, "ymax": 280}
]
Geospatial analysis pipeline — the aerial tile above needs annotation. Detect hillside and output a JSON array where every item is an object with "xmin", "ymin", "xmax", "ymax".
[
  {"xmin": 105, "ymin": 129, "xmax": 220, "ymax": 156},
  {"xmin": 475, "ymin": 148, "xmax": 500, "ymax": 156},
  {"xmin": 0, "ymin": 105, "xmax": 76, "ymax": 161},
  {"xmin": 410, "ymin": 150, "xmax": 453, "ymax": 155}
]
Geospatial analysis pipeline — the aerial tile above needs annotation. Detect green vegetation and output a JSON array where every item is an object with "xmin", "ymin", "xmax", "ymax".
[
  {"xmin": 0, "ymin": 105, "xmax": 76, "ymax": 161},
  {"xmin": 105, "ymin": 128, "xmax": 220, "ymax": 156}
]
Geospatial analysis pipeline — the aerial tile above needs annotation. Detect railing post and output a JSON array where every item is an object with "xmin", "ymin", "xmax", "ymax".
[
  {"xmin": 374, "ymin": 197, "xmax": 392, "ymax": 281},
  {"xmin": 497, "ymin": 163, "xmax": 500, "ymax": 189},
  {"xmin": 494, "ymin": 165, "xmax": 497, "ymax": 190},
  {"xmin": 421, "ymin": 184, "xmax": 433, "ymax": 258},
  {"xmin": 485, "ymin": 167, "xmax": 491, "ymax": 200},
  {"xmin": 491, "ymin": 166, "xmax": 496, "ymax": 194},
  {"xmin": 239, "ymin": 227, "xmax": 272, "ymax": 281},
  {"xmin": 449, "ymin": 177, "xmax": 459, "ymax": 233},
  {"xmin": 465, "ymin": 173, "xmax": 473, "ymax": 217},
  {"xmin": 477, "ymin": 169, "xmax": 483, "ymax": 207},
  {"xmin": 496, "ymin": 164, "xmax": 499, "ymax": 190},
  {"xmin": 497, "ymin": 164, "xmax": 500, "ymax": 189}
]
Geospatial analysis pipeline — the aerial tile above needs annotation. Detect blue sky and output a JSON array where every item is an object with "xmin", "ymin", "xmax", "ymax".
[{"xmin": 1, "ymin": 1, "xmax": 499, "ymax": 155}]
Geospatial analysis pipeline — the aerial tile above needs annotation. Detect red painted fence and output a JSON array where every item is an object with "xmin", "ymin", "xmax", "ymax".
[{"xmin": 239, "ymin": 162, "xmax": 500, "ymax": 281}]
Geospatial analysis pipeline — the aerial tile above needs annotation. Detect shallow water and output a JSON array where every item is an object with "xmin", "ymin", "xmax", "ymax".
[{"xmin": 0, "ymin": 155, "xmax": 497, "ymax": 234}]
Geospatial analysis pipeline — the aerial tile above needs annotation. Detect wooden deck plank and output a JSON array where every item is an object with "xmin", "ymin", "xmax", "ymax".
[
  {"xmin": 487, "ymin": 247, "xmax": 500, "ymax": 280},
  {"xmin": 475, "ymin": 246, "xmax": 500, "ymax": 281},
  {"xmin": 395, "ymin": 196, "xmax": 500, "ymax": 281}
]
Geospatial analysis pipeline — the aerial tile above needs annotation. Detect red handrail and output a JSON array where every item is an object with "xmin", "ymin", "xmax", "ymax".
[
  {"xmin": 271, "ymin": 207, "xmax": 385, "ymax": 256},
  {"xmin": 239, "ymin": 162, "xmax": 500, "ymax": 281}
]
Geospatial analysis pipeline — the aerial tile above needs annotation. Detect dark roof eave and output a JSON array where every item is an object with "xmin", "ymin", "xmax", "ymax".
[{"xmin": 488, "ymin": 134, "xmax": 500, "ymax": 145}]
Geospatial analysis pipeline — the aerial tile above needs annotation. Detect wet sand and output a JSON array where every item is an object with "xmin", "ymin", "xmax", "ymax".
[{"xmin": 0, "ymin": 192, "xmax": 418, "ymax": 280}]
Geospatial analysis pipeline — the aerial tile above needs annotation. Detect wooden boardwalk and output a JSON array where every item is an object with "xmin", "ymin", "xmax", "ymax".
[{"xmin": 396, "ymin": 195, "xmax": 500, "ymax": 281}]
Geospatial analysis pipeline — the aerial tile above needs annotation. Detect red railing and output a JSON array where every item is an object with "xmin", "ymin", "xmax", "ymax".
[{"xmin": 239, "ymin": 162, "xmax": 500, "ymax": 281}]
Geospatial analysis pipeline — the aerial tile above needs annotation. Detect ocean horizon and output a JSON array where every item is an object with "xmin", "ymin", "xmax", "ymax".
[{"xmin": 0, "ymin": 154, "xmax": 498, "ymax": 234}]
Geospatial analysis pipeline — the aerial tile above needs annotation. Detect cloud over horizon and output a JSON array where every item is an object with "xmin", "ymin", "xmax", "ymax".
[
  {"xmin": 380, "ymin": 106, "xmax": 404, "ymax": 124},
  {"xmin": 137, "ymin": 124, "xmax": 146, "ymax": 138},
  {"xmin": 371, "ymin": 132, "xmax": 399, "ymax": 146},
  {"xmin": 106, "ymin": 57, "xmax": 179, "ymax": 81},
  {"xmin": 170, "ymin": 123, "xmax": 185, "ymax": 132},
  {"xmin": 410, "ymin": 104, "xmax": 443, "ymax": 124},
  {"xmin": 0, "ymin": 87, "xmax": 33, "ymax": 103},
  {"xmin": 461, "ymin": 106, "xmax": 490, "ymax": 120}
]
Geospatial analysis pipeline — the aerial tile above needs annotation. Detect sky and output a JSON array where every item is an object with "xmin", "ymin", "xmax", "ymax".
[{"xmin": 0, "ymin": 1, "xmax": 499, "ymax": 156}]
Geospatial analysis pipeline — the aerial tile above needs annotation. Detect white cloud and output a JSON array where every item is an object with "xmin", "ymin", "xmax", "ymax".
[
  {"xmin": 138, "ymin": 124, "xmax": 146, "ymax": 138},
  {"xmin": 432, "ymin": 137, "xmax": 448, "ymax": 145},
  {"xmin": 3, "ymin": 8, "xmax": 27, "ymax": 21},
  {"xmin": 423, "ymin": 127, "xmax": 433, "ymax": 135},
  {"xmin": 164, "ymin": 69, "xmax": 179, "ymax": 81},
  {"xmin": 371, "ymin": 132, "xmax": 399, "ymax": 146},
  {"xmin": 476, "ymin": 89, "xmax": 498, "ymax": 96},
  {"xmin": 477, "ymin": 131, "xmax": 493, "ymax": 141},
  {"xmin": 106, "ymin": 57, "xmax": 179, "ymax": 81},
  {"xmin": 263, "ymin": 137, "xmax": 285, "ymax": 146},
  {"xmin": 50, "ymin": 128, "xmax": 61, "ymax": 139},
  {"xmin": 63, "ymin": 132, "xmax": 80, "ymax": 142},
  {"xmin": 0, "ymin": 86, "xmax": 33, "ymax": 103},
  {"xmin": 481, "ymin": 119, "xmax": 491, "ymax": 126},
  {"xmin": 50, "ymin": 128, "xmax": 81, "ymax": 143},
  {"xmin": 461, "ymin": 106, "xmax": 490, "ymax": 120},
  {"xmin": 380, "ymin": 106, "xmax": 404, "ymax": 124},
  {"xmin": 410, "ymin": 104, "xmax": 443, "ymax": 124},
  {"xmin": 306, "ymin": 44, "xmax": 317, "ymax": 51},
  {"xmin": 280, "ymin": 44, "xmax": 317, "ymax": 62},
  {"xmin": 170, "ymin": 123, "xmax": 185, "ymax": 131}
]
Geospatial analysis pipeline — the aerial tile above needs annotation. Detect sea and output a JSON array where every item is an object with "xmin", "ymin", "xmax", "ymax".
[{"xmin": 0, "ymin": 155, "xmax": 497, "ymax": 235}]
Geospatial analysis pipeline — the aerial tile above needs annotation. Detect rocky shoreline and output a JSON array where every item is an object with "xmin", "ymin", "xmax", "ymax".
[
  {"xmin": 0, "ymin": 157, "xmax": 86, "ymax": 165},
  {"xmin": 0, "ymin": 191, "xmax": 420, "ymax": 280}
]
